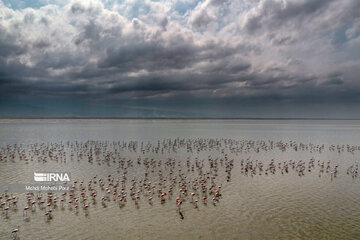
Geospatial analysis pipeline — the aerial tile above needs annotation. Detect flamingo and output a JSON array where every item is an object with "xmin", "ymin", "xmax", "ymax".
[
  {"xmin": 4, "ymin": 206, "xmax": 9, "ymax": 216},
  {"xmin": 23, "ymin": 206, "xmax": 29, "ymax": 217},
  {"xmin": 11, "ymin": 227, "xmax": 19, "ymax": 239}
]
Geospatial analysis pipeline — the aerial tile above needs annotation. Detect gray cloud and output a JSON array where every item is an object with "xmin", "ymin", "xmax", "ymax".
[
  {"xmin": 188, "ymin": 0, "xmax": 229, "ymax": 29},
  {"xmin": 0, "ymin": 27, "xmax": 27, "ymax": 58},
  {"xmin": 243, "ymin": 0, "xmax": 336, "ymax": 34},
  {"xmin": 100, "ymin": 41, "xmax": 198, "ymax": 71},
  {"xmin": 0, "ymin": 0, "xmax": 360, "ymax": 118},
  {"xmin": 321, "ymin": 72, "xmax": 344, "ymax": 86}
]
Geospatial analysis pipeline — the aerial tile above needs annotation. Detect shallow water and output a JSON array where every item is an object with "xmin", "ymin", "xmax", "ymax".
[{"xmin": 0, "ymin": 120, "xmax": 360, "ymax": 240}]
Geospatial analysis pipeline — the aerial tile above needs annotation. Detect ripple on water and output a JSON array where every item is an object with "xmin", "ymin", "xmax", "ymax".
[{"xmin": 1, "ymin": 130, "xmax": 360, "ymax": 239}]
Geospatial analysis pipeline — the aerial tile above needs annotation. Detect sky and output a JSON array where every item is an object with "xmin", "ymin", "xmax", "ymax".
[{"xmin": 0, "ymin": 0, "xmax": 359, "ymax": 118}]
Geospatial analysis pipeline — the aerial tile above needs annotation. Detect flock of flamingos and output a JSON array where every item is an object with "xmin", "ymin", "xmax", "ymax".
[{"xmin": 0, "ymin": 138, "xmax": 359, "ymax": 239}]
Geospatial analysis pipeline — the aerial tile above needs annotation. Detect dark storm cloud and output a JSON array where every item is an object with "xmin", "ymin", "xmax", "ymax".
[
  {"xmin": 100, "ymin": 42, "xmax": 198, "ymax": 71},
  {"xmin": 325, "ymin": 78, "xmax": 344, "ymax": 86},
  {"xmin": 0, "ymin": 0, "xmax": 360, "ymax": 118},
  {"xmin": 0, "ymin": 73, "xmax": 97, "ymax": 98},
  {"xmin": 0, "ymin": 26, "xmax": 27, "ymax": 58},
  {"xmin": 100, "ymin": 39, "xmax": 253, "ymax": 73},
  {"xmin": 107, "ymin": 71, "xmax": 247, "ymax": 96},
  {"xmin": 242, "ymin": 73, "xmax": 317, "ymax": 93},
  {"xmin": 108, "ymin": 78, "xmax": 196, "ymax": 95},
  {"xmin": 321, "ymin": 72, "xmax": 344, "ymax": 86},
  {"xmin": 202, "ymin": 61, "xmax": 251, "ymax": 74}
]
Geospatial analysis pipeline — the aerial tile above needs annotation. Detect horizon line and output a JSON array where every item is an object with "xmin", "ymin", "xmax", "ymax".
[{"xmin": 1, "ymin": 117, "xmax": 360, "ymax": 121}]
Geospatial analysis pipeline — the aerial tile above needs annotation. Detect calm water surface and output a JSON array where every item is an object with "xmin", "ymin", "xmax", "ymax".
[{"xmin": 0, "ymin": 120, "xmax": 360, "ymax": 240}]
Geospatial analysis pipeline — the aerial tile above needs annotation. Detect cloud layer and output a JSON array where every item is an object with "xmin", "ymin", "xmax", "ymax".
[{"xmin": 0, "ymin": 0, "xmax": 360, "ymax": 118}]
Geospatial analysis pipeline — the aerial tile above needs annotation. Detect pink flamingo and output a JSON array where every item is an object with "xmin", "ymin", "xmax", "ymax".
[
  {"xmin": 11, "ymin": 227, "xmax": 19, "ymax": 239},
  {"xmin": 23, "ymin": 206, "xmax": 29, "ymax": 217}
]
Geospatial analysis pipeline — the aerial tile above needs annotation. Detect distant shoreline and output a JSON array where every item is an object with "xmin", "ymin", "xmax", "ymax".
[{"xmin": 0, "ymin": 118, "xmax": 360, "ymax": 121}]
